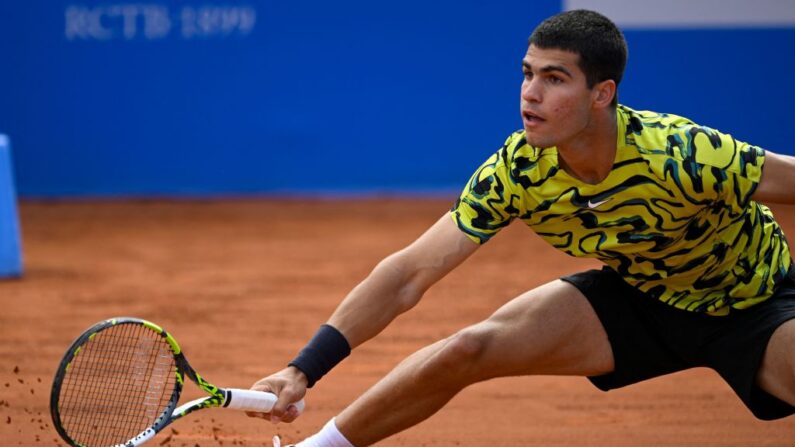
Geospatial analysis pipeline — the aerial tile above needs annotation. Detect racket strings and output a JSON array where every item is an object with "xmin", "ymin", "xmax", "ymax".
[{"xmin": 58, "ymin": 323, "xmax": 178, "ymax": 447}]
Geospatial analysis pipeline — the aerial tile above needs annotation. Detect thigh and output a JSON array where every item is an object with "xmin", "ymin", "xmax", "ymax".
[
  {"xmin": 562, "ymin": 268, "xmax": 696, "ymax": 390},
  {"xmin": 465, "ymin": 279, "xmax": 615, "ymax": 379}
]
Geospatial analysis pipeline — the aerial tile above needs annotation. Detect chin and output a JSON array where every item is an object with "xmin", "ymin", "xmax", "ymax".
[{"xmin": 523, "ymin": 132, "xmax": 554, "ymax": 149}]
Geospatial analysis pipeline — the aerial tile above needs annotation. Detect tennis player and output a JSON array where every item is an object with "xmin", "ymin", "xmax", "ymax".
[{"xmin": 250, "ymin": 9, "xmax": 795, "ymax": 446}]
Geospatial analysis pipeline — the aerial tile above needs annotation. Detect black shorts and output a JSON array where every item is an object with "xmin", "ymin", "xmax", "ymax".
[{"xmin": 561, "ymin": 266, "xmax": 795, "ymax": 420}]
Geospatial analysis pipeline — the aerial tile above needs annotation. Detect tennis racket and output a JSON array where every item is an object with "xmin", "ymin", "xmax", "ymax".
[{"xmin": 50, "ymin": 317, "xmax": 304, "ymax": 447}]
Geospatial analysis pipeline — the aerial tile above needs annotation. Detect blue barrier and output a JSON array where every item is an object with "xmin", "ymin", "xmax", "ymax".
[
  {"xmin": 0, "ymin": 134, "xmax": 23, "ymax": 278},
  {"xmin": 1, "ymin": 2, "xmax": 793, "ymax": 197}
]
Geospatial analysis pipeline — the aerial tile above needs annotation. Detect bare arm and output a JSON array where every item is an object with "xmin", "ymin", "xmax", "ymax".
[
  {"xmin": 250, "ymin": 212, "xmax": 480, "ymax": 421},
  {"xmin": 328, "ymin": 212, "xmax": 480, "ymax": 348},
  {"xmin": 753, "ymin": 151, "xmax": 795, "ymax": 204}
]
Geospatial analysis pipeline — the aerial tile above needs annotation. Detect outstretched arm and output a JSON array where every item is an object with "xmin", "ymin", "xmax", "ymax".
[
  {"xmin": 328, "ymin": 213, "xmax": 479, "ymax": 348},
  {"xmin": 250, "ymin": 212, "xmax": 479, "ymax": 421},
  {"xmin": 753, "ymin": 151, "xmax": 795, "ymax": 204}
]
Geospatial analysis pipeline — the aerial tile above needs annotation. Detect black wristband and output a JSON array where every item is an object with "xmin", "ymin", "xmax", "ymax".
[{"xmin": 288, "ymin": 324, "xmax": 351, "ymax": 388}]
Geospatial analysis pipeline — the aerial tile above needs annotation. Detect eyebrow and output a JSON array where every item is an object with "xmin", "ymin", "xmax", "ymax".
[{"xmin": 522, "ymin": 61, "xmax": 573, "ymax": 78}]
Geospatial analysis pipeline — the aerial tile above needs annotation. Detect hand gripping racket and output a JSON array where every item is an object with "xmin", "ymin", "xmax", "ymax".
[{"xmin": 50, "ymin": 317, "xmax": 303, "ymax": 447}]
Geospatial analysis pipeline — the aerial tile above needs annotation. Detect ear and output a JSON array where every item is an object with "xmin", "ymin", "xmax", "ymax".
[{"xmin": 591, "ymin": 79, "xmax": 616, "ymax": 109}]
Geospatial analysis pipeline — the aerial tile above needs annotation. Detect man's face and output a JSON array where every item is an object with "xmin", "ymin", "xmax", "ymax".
[{"xmin": 520, "ymin": 45, "xmax": 596, "ymax": 149}]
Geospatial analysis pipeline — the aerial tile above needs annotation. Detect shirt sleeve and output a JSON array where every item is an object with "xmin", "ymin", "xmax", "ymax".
[
  {"xmin": 676, "ymin": 124, "xmax": 766, "ymax": 212},
  {"xmin": 450, "ymin": 134, "xmax": 524, "ymax": 244}
]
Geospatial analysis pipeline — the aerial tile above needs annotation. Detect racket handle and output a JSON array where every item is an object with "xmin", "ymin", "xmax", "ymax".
[{"xmin": 225, "ymin": 389, "xmax": 305, "ymax": 414}]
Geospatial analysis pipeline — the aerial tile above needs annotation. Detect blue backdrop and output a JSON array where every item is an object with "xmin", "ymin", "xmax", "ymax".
[{"xmin": 1, "ymin": 1, "xmax": 793, "ymax": 197}]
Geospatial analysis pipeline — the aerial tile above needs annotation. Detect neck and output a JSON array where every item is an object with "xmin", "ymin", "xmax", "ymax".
[{"xmin": 557, "ymin": 107, "xmax": 618, "ymax": 184}]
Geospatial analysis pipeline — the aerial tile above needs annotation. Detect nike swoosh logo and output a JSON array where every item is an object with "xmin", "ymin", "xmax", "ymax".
[{"xmin": 587, "ymin": 198, "xmax": 612, "ymax": 209}]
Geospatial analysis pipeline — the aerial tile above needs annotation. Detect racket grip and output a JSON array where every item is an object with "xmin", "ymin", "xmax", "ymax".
[{"xmin": 225, "ymin": 389, "xmax": 305, "ymax": 414}]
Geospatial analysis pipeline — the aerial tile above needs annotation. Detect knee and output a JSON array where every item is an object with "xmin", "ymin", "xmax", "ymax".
[
  {"xmin": 443, "ymin": 329, "xmax": 488, "ymax": 364},
  {"xmin": 418, "ymin": 327, "xmax": 491, "ymax": 382}
]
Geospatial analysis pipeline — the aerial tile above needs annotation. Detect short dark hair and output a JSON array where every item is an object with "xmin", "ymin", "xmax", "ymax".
[{"xmin": 529, "ymin": 10, "xmax": 628, "ymax": 105}]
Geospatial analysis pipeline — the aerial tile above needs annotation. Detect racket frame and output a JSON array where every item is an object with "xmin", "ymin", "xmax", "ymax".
[{"xmin": 51, "ymin": 317, "xmax": 240, "ymax": 447}]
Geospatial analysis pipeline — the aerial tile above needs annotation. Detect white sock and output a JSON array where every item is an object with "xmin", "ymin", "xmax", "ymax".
[{"xmin": 296, "ymin": 418, "xmax": 354, "ymax": 447}]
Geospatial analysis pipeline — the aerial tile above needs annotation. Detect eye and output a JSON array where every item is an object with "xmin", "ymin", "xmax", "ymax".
[
  {"xmin": 523, "ymin": 70, "xmax": 533, "ymax": 80},
  {"xmin": 547, "ymin": 75, "xmax": 563, "ymax": 85}
]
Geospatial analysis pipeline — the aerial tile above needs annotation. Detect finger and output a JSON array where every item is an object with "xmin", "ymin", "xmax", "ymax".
[
  {"xmin": 245, "ymin": 381, "xmax": 278, "ymax": 419},
  {"xmin": 245, "ymin": 410, "xmax": 271, "ymax": 419},
  {"xmin": 279, "ymin": 405, "xmax": 301, "ymax": 423},
  {"xmin": 270, "ymin": 389, "xmax": 299, "ymax": 421},
  {"xmin": 250, "ymin": 380, "xmax": 277, "ymax": 394}
]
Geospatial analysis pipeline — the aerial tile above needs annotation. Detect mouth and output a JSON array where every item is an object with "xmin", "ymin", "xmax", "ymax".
[{"xmin": 522, "ymin": 110, "xmax": 546, "ymax": 124}]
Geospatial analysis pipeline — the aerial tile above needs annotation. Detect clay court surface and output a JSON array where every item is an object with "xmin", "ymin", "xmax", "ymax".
[{"xmin": 1, "ymin": 198, "xmax": 794, "ymax": 446}]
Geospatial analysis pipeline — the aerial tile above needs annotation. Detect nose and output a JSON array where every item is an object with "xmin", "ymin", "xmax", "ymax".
[{"xmin": 521, "ymin": 78, "xmax": 542, "ymax": 103}]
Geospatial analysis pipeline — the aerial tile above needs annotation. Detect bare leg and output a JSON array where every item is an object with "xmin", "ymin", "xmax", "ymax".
[
  {"xmin": 335, "ymin": 279, "xmax": 614, "ymax": 446},
  {"xmin": 757, "ymin": 319, "xmax": 795, "ymax": 406}
]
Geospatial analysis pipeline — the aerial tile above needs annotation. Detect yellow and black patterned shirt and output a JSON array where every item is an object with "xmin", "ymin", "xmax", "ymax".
[{"xmin": 452, "ymin": 105, "xmax": 791, "ymax": 314}]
